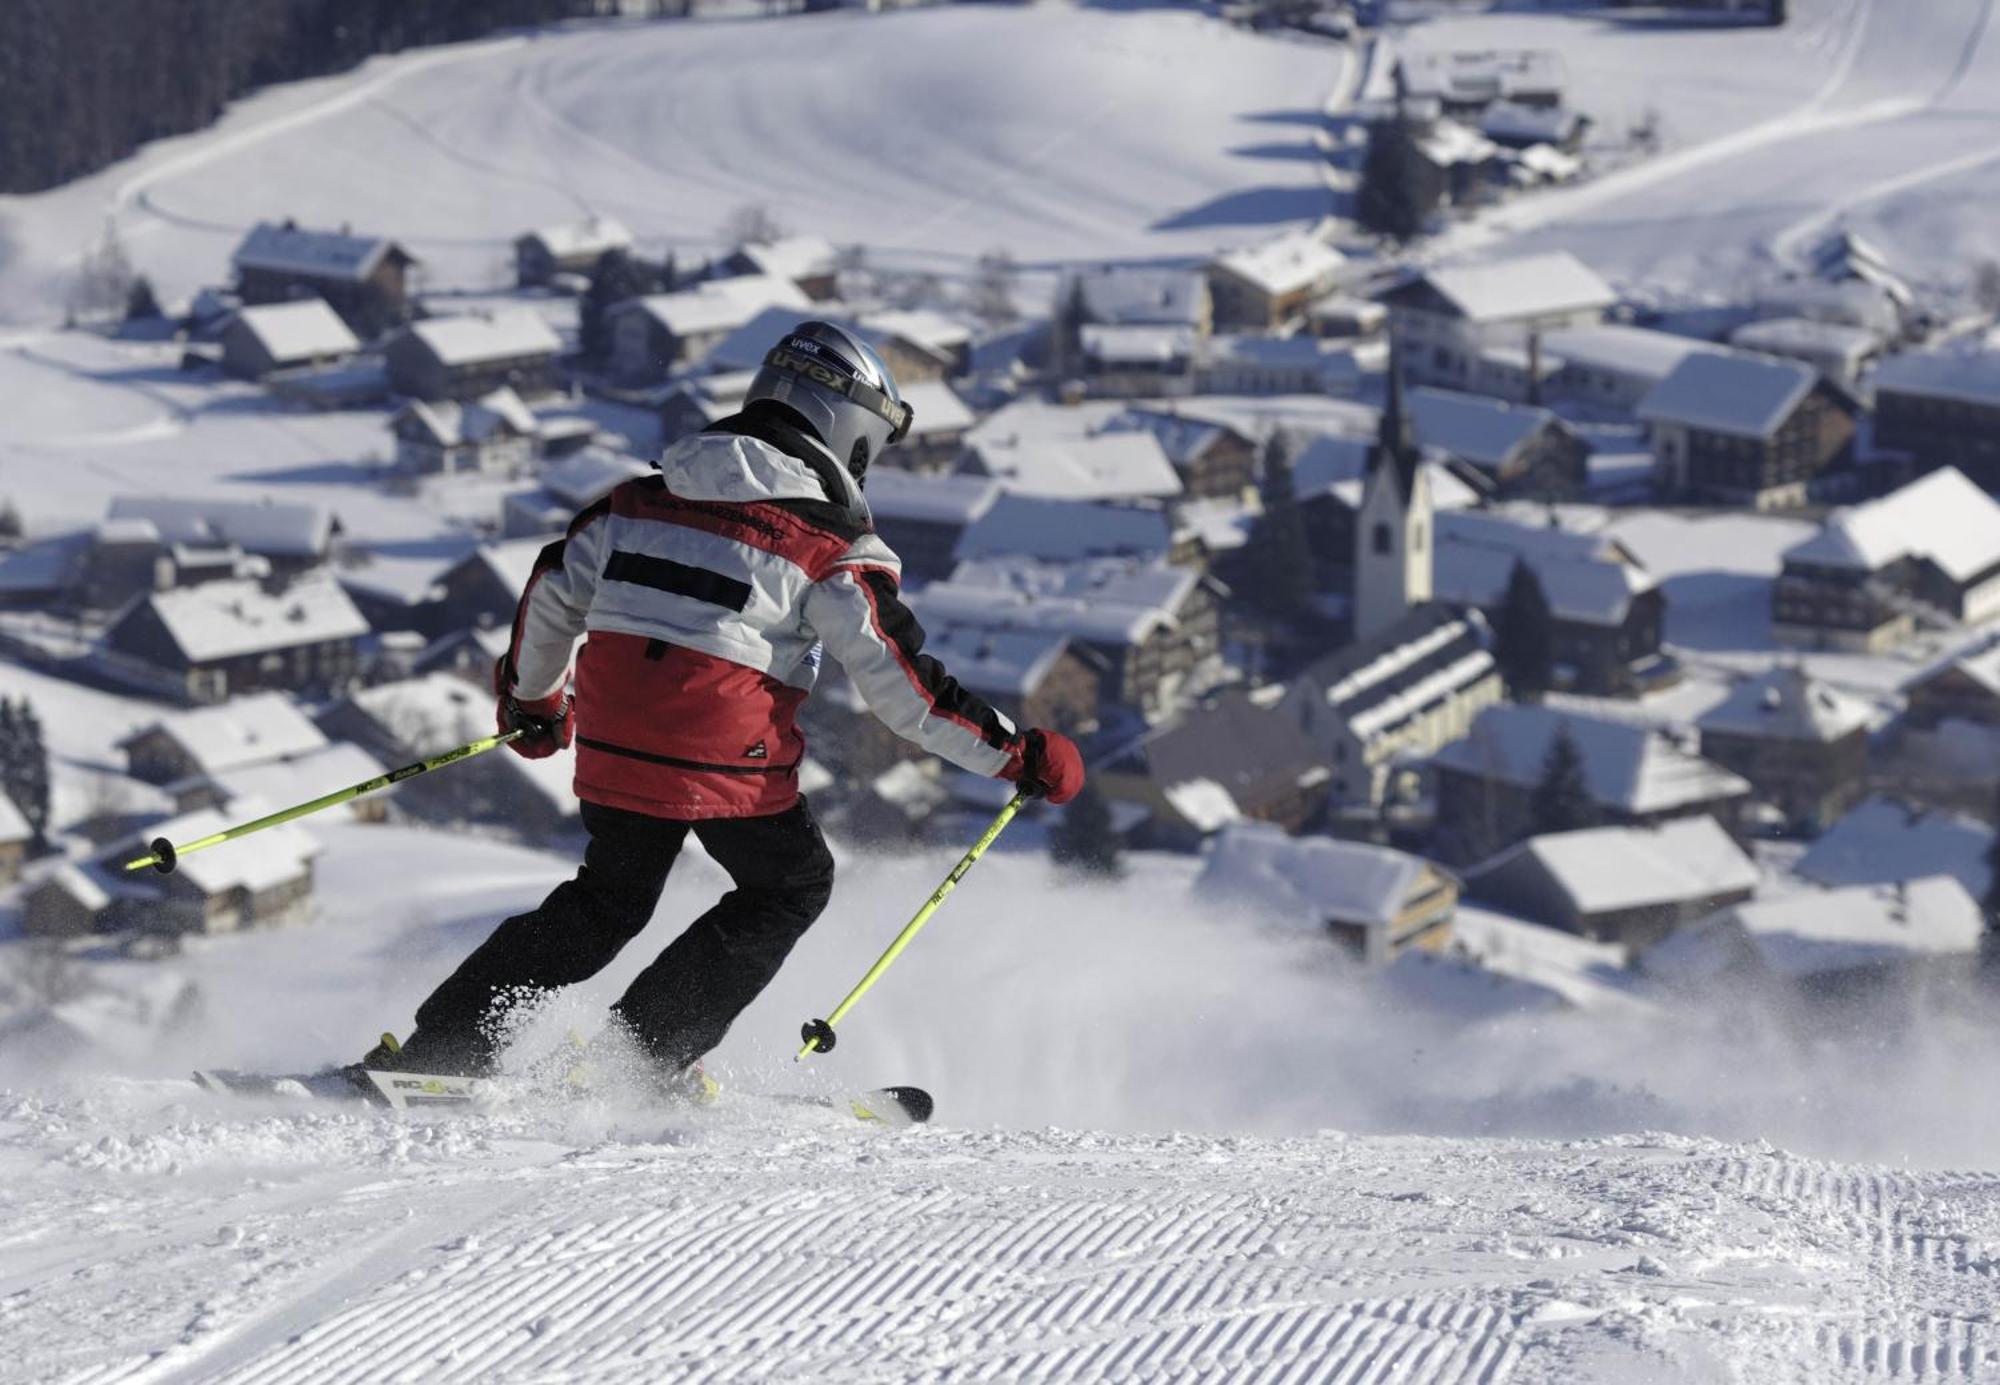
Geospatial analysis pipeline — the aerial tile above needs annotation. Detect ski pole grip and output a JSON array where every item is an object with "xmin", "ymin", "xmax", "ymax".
[{"xmin": 801, "ymin": 1018, "xmax": 836, "ymax": 1055}]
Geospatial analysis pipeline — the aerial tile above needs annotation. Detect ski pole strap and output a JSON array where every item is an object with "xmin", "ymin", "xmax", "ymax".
[
  {"xmin": 797, "ymin": 791, "xmax": 1026, "ymax": 1061},
  {"xmin": 122, "ymin": 729, "xmax": 526, "ymax": 874}
]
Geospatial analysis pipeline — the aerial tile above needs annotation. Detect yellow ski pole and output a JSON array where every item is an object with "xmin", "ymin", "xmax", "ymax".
[
  {"xmin": 123, "ymin": 728, "xmax": 528, "ymax": 874},
  {"xmin": 797, "ymin": 791, "xmax": 1027, "ymax": 1061}
]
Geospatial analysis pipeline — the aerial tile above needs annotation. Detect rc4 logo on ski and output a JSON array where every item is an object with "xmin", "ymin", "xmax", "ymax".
[{"xmin": 744, "ymin": 740, "xmax": 768, "ymax": 760}]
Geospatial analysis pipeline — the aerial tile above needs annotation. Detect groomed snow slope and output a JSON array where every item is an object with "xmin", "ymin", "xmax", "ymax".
[{"xmin": 0, "ymin": 8, "xmax": 1348, "ymax": 323}]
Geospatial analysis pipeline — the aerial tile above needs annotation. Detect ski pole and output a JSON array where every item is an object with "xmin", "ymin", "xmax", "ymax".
[
  {"xmin": 797, "ymin": 791, "xmax": 1027, "ymax": 1061},
  {"xmin": 122, "ymin": 728, "xmax": 528, "ymax": 874}
]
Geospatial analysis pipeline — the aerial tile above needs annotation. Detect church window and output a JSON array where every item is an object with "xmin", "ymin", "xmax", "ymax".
[{"xmin": 1372, "ymin": 522, "xmax": 1392, "ymax": 555}]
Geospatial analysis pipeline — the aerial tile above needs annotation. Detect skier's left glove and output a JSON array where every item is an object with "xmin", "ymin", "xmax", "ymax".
[
  {"xmin": 493, "ymin": 655, "xmax": 573, "ymax": 760},
  {"xmin": 1002, "ymin": 728, "xmax": 1085, "ymax": 805}
]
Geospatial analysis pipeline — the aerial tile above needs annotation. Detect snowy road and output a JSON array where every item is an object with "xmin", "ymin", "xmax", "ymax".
[{"xmin": 3, "ymin": 1091, "xmax": 1997, "ymax": 1384}]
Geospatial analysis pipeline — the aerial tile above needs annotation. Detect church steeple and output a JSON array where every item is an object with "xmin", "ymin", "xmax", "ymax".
[
  {"xmin": 1353, "ymin": 346, "xmax": 1434, "ymax": 643},
  {"xmin": 1371, "ymin": 345, "xmax": 1420, "ymax": 505}
]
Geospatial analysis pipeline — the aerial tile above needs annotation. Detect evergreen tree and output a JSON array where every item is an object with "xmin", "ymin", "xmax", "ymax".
[
  {"xmin": 13, "ymin": 700, "xmax": 49, "ymax": 845},
  {"xmin": 1248, "ymin": 430, "xmax": 1316, "ymax": 621},
  {"xmin": 579, "ymin": 247, "xmax": 659, "ymax": 365},
  {"xmin": 125, "ymin": 274, "xmax": 161, "ymax": 321},
  {"xmin": 1494, "ymin": 560, "xmax": 1555, "ymax": 702},
  {"xmin": 1355, "ymin": 114, "xmax": 1438, "ymax": 243},
  {"xmin": 970, "ymin": 249, "xmax": 1018, "ymax": 330},
  {"xmin": 1527, "ymin": 722, "xmax": 1593, "ymax": 837},
  {"xmin": 1050, "ymin": 782, "xmax": 1122, "ymax": 878},
  {"xmin": 0, "ymin": 500, "xmax": 21, "ymax": 543}
]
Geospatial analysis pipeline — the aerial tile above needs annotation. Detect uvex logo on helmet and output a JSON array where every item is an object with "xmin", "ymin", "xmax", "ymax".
[{"xmin": 746, "ymin": 320, "xmax": 915, "ymax": 487}]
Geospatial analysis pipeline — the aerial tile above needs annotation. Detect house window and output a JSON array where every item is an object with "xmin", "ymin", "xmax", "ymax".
[{"xmin": 1372, "ymin": 523, "xmax": 1392, "ymax": 555}]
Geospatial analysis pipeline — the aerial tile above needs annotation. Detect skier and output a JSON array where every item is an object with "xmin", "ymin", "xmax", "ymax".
[{"xmin": 358, "ymin": 320, "xmax": 1084, "ymax": 1094}]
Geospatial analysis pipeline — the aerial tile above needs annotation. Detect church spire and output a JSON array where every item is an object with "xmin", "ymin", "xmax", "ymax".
[{"xmin": 1372, "ymin": 345, "xmax": 1420, "ymax": 505}]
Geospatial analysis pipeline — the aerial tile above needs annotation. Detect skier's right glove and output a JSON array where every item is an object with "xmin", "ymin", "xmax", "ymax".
[
  {"xmin": 1003, "ymin": 728, "xmax": 1085, "ymax": 805},
  {"xmin": 493, "ymin": 655, "xmax": 574, "ymax": 760}
]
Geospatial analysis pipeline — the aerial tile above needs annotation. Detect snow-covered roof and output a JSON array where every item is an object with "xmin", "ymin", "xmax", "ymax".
[
  {"xmin": 1198, "ymin": 821, "xmax": 1437, "ymax": 930},
  {"xmin": 520, "ymin": 216, "xmax": 632, "ymax": 261},
  {"xmin": 120, "ymin": 692, "xmax": 328, "ymax": 774},
  {"xmin": 863, "ymin": 470, "xmax": 1000, "ymax": 527},
  {"xmin": 1294, "ymin": 603, "xmax": 1498, "ymax": 744},
  {"xmin": 228, "ymin": 300, "xmax": 360, "ymax": 365},
  {"xmin": 1211, "ymin": 232, "xmax": 1346, "ymax": 298},
  {"xmin": 1872, "ymin": 349, "xmax": 2000, "ymax": 409},
  {"xmin": 1540, "ymin": 324, "xmax": 1732, "ymax": 382},
  {"xmin": 917, "ymin": 556, "xmax": 1200, "ymax": 648},
  {"xmin": 964, "ymin": 402, "xmax": 1182, "ymax": 501},
  {"xmin": 1728, "ymin": 316, "xmax": 1881, "ymax": 364},
  {"xmin": 125, "ymin": 576, "xmax": 370, "ymax": 664},
  {"xmin": 1106, "ymin": 408, "xmax": 1245, "ymax": 469},
  {"xmin": 106, "ymin": 496, "xmax": 336, "ymax": 559},
  {"xmin": 954, "ymin": 495, "xmax": 1174, "ymax": 566},
  {"xmin": 1400, "ymin": 251, "xmax": 1614, "ymax": 324},
  {"xmin": 1781, "ymin": 468, "xmax": 2000, "ymax": 581},
  {"xmin": 629, "ymin": 276, "xmax": 812, "ymax": 339},
  {"xmin": 1912, "ymin": 638, "xmax": 2000, "ymax": 699},
  {"xmin": 1434, "ymin": 704, "xmax": 1750, "ymax": 814},
  {"xmin": 1696, "ymin": 667, "xmax": 1872, "ymax": 744},
  {"xmin": 1797, "ymin": 795, "xmax": 1993, "ymax": 898},
  {"xmin": 537, "ymin": 447, "xmax": 650, "ymax": 508},
  {"xmin": 1069, "ymin": 266, "xmax": 1208, "ymax": 328},
  {"xmin": 1395, "ymin": 47, "xmax": 1567, "ymax": 104},
  {"xmin": 1080, "ymin": 323, "xmax": 1196, "ymax": 365},
  {"xmin": 1637, "ymin": 351, "xmax": 1817, "ymax": 438},
  {"xmin": 1199, "ymin": 334, "xmax": 1362, "ymax": 375},
  {"xmin": 1483, "ymin": 816, "xmax": 1756, "ymax": 917},
  {"xmin": 1479, "ymin": 101, "xmax": 1585, "ymax": 144},
  {"xmin": 1753, "ymin": 278, "xmax": 1901, "ymax": 335},
  {"xmin": 861, "ymin": 308, "xmax": 974, "ymax": 355},
  {"xmin": 398, "ymin": 386, "xmax": 538, "ymax": 447},
  {"xmin": 108, "ymin": 800, "xmax": 319, "ymax": 897},
  {"xmin": 1289, "ymin": 433, "xmax": 1481, "ymax": 513},
  {"xmin": 897, "ymin": 378, "xmax": 976, "ymax": 438},
  {"xmin": 1408, "ymin": 387, "xmax": 1553, "ymax": 470},
  {"xmin": 731, "ymin": 235, "xmax": 838, "ymax": 285},
  {"xmin": 1649, "ymin": 876, "xmax": 1984, "ymax": 983},
  {"xmin": 1414, "ymin": 118, "xmax": 1500, "ymax": 167},
  {"xmin": 349, "ymin": 674, "xmax": 575, "ymax": 814},
  {"xmin": 1433, "ymin": 511, "xmax": 1655, "ymax": 627},
  {"xmin": 917, "ymin": 623, "xmax": 1072, "ymax": 697},
  {"xmin": 232, "ymin": 221, "xmax": 408, "ymax": 282},
  {"xmin": 406, "ymin": 313, "xmax": 560, "ymax": 368},
  {"xmin": 1133, "ymin": 691, "xmax": 1327, "ymax": 824},
  {"xmin": 207, "ymin": 742, "xmax": 387, "ymax": 814},
  {"xmin": 467, "ymin": 538, "xmax": 549, "ymax": 596}
]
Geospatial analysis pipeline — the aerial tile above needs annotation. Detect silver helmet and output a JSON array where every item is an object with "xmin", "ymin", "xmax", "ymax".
[{"xmin": 745, "ymin": 320, "xmax": 913, "ymax": 484}]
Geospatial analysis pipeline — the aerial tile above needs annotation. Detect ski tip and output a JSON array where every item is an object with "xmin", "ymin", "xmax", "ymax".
[{"xmin": 857, "ymin": 1085, "xmax": 933, "ymax": 1125}]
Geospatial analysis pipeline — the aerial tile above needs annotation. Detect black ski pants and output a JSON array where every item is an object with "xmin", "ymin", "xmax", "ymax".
[{"xmin": 408, "ymin": 798, "xmax": 835, "ymax": 1074}]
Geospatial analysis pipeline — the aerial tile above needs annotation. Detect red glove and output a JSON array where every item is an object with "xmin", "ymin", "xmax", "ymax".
[
  {"xmin": 1003, "ymin": 728, "xmax": 1085, "ymax": 805},
  {"xmin": 493, "ymin": 655, "xmax": 573, "ymax": 760}
]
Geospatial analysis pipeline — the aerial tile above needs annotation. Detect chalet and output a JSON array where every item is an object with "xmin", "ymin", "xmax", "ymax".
[
  {"xmin": 1100, "ymin": 691, "xmax": 1330, "ymax": 849},
  {"xmin": 1409, "ymin": 387, "xmax": 1588, "ymax": 498},
  {"xmin": 117, "ymin": 691, "xmax": 328, "ymax": 785},
  {"xmin": 1392, "ymin": 48, "xmax": 1566, "ymax": 117},
  {"xmin": 1110, "ymin": 408, "xmax": 1259, "ymax": 502},
  {"xmin": 230, "ymin": 220, "xmax": 416, "ymax": 338},
  {"xmin": 0, "ymin": 792, "xmax": 32, "ymax": 883},
  {"xmin": 862, "ymin": 471, "xmax": 999, "ymax": 583},
  {"xmin": 1192, "ymin": 336, "xmax": 1369, "ymax": 397},
  {"xmin": 1696, "ymin": 667, "xmax": 1871, "ymax": 832},
  {"xmin": 1643, "ymin": 876, "xmax": 1985, "ymax": 1003},
  {"xmin": 385, "ymin": 313, "xmax": 561, "ymax": 402},
  {"xmin": 1871, "ymin": 350, "xmax": 2000, "ymax": 492},
  {"xmin": 391, "ymin": 387, "xmax": 539, "ymax": 475},
  {"xmin": 426, "ymin": 540, "xmax": 545, "ymax": 635},
  {"xmin": 953, "ymin": 495, "xmax": 1181, "ymax": 569},
  {"xmin": 1640, "ymin": 352, "xmax": 1857, "ymax": 509},
  {"xmin": 1206, "ymin": 232, "xmax": 1348, "ymax": 331},
  {"xmin": 176, "ymin": 740, "xmax": 389, "ymax": 824},
  {"xmin": 106, "ymin": 497, "xmax": 340, "ymax": 577},
  {"xmin": 1540, "ymin": 324, "xmax": 1734, "ymax": 413},
  {"xmin": 1199, "ymin": 822, "xmax": 1458, "ymax": 963},
  {"xmin": 1728, "ymin": 317, "xmax": 1882, "ymax": 387},
  {"xmin": 1431, "ymin": 510, "xmax": 1667, "ymax": 697},
  {"xmin": 24, "ymin": 807, "xmax": 319, "ymax": 938},
  {"xmin": 514, "ymin": 217, "xmax": 633, "ymax": 287},
  {"xmin": 317, "ymin": 674, "xmax": 579, "ymax": 841},
  {"xmin": 1431, "ymin": 704, "xmax": 1751, "ymax": 864},
  {"xmin": 1280, "ymin": 602, "xmax": 1504, "ymax": 809},
  {"xmin": 913, "ymin": 557, "xmax": 1223, "ymax": 720},
  {"xmin": 1796, "ymin": 796, "xmax": 1994, "ymax": 899},
  {"xmin": 1903, "ymin": 640, "xmax": 2000, "ymax": 731},
  {"xmin": 890, "ymin": 378, "xmax": 977, "ymax": 474},
  {"xmin": 1308, "ymin": 296, "xmax": 1387, "ymax": 341},
  {"xmin": 1464, "ymin": 815, "xmax": 1757, "ymax": 948},
  {"xmin": 1383, "ymin": 252, "xmax": 1614, "ymax": 398},
  {"xmin": 97, "ymin": 575, "xmax": 369, "ymax": 704},
  {"xmin": 660, "ymin": 370, "xmax": 757, "ymax": 447},
  {"xmin": 608, "ymin": 276, "xmax": 810, "ymax": 384},
  {"xmin": 918, "ymin": 623, "xmax": 1102, "ymax": 735},
  {"xmin": 69, "ymin": 518, "xmax": 268, "ymax": 614},
  {"xmin": 960, "ymin": 401, "xmax": 1183, "ymax": 503},
  {"xmin": 219, "ymin": 300, "xmax": 360, "ymax": 380},
  {"xmin": 720, "ymin": 235, "xmax": 841, "ymax": 301},
  {"xmin": 1809, "ymin": 229, "xmax": 1914, "ymax": 309},
  {"xmin": 860, "ymin": 310, "xmax": 974, "ymax": 382},
  {"xmin": 501, "ymin": 448, "xmax": 651, "ymax": 538},
  {"xmin": 1773, "ymin": 468, "xmax": 2000, "ymax": 651},
  {"xmin": 1053, "ymin": 266, "xmax": 1211, "ymax": 380},
  {"xmin": 1076, "ymin": 323, "xmax": 1195, "ymax": 397}
]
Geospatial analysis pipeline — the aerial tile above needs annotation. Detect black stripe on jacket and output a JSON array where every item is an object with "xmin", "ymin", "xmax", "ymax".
[{"xmin": 856, "ymin": 569, "xmax": 1017, "ymax": 752}]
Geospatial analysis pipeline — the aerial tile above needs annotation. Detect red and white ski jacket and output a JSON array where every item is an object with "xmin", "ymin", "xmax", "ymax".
[{"xmin": 506, "ymin": 414, "xmax": 1025, "ymax": 820}]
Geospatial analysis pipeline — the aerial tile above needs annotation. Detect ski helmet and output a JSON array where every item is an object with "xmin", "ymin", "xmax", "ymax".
[{"xmin": 746, "ymin": 320, "xmax": 913, "ymax": 484}]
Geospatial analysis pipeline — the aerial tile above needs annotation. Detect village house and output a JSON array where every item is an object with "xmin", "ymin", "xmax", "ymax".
[
  {"xmin": 1753, "ymin": 277, "xmax": 1903, "ymax": 339},
  {"xmin": 1380, "ymin": 251, "xmax": 1615, "ymax": 398},
  {"xmin": 1192, "ymin": 335, "xmax": 1371, "ymax": 397},
  {"xmin": 1463, "ymin": 815, "xmax": 1758, "ymax": 949},
  {"xmin": 1728, "ymin": 317, "xmax": 1883, "ymax": 387},
  {"xmin": 862, "ymin": 470, "xmax": 999, "ymax": 583},
  {"xmin": 420, "ymin": 540, "xmax": 545, "ymax": 637},
  {"xmin": 1198, "ymin": 821, "xmax": 1459, "ymax": 964},
  {"xmin": 230, "ymin": 220, "xmax": 417, "ymax": 338},
  {"xmin": 106, "ymin": 497, "xmax": 341, "ymax": 579},
  {"xmin": 1539, "ymin": 323, "xmax": 1735, "ymax": 414},
  {"xmin": 1772, "ymin": 467, "xmax": 2000, "ymax": 651},
  {"xmin": 1809, "ymin": 229, "xmax": 1914, "ymax": 311},
  {"xmin": 1902, "ymin": 639, "xmax": 2000, "ymax": 731},
  {"xmin": 1110, "ymin": 408, "xmax": 1259, "ymax": 503},
  {"xmin": 889, "ymin": 378, "xmax": 978, "ymax": 474},
  {"xmin": 1281, "ymin": 602, "xmax": 1505, "ymax": 810},
  {"xmin": 68, "ymin": 518, "xmax": 246, "ymax": 614},
  {"xmin": 1392, "ymin": 48, "xmax": 1566, "ymax": 118},
  {"xmin": 500, "ymin": 448, "xmax": 652, "ymax": 538},
  {"xmin": 391, "ymin": 386, "xmax": 539, "ymax": 475},
  {"xmin": 1410, "ymin": 387, "xmax": 1589, "ymax": 498},
  {"xmin": 959, "ymin": 400, "xmax": 1183, "ymax": 503},
  {"xmin": 1430, "ymin": 704, "xmax": 1752, "ymax": 864},
  {"xmin": 1100, "ymin": 690, "xmax": 1330, "ymax": 849},
  {"xmin": 659, "ymin": 370, "xmax": 757, "ymax": 447},
  {"xmin": 1640, "ymin": 351, "xmax": 1858, "ymax": 509},
  {"xmin": 953, "ymin": 494, "xmax": 1185, "ymax": 570},
  {"xmin": 1795, "ymin": 795, "xmax": 1994, "ymax": 899},
  {"xmin": 1871, "ymin": 350, "xmax": 2000, "ymax": 492},
  {"xmin": 117, "ymin": 691, "xmax": 329, "ymax": 786},
  {"xmin": 219, "ymin": 299, "xmax": 360, "ymax": 381},
  {"xmin": 719, "ymin": 235, "xmax": 841, "ymax": 301},
  {"xmin": 913, "ymin": 556, "xmax": 1224, "ymax": 721},
  {"xmin": 1431, "ymin": 510, "xmax": 1668, "ymax": 697},
  {"xmin": 24, "ymin": 809, "xmax": 319, "ymax": 939},
  {"xmin": 385, "ymin": 313, "xmax": 562, "ymax": 402},
  {"xmin": 608, "ymin": 276, "xmax": 811, "ymax": 384},
  {"xmin": 1206, "ymin": 232, "xmax": 1348, "ymax": 332},
  {"xmin": 172, "ymin": 740, "xmax": 389, "ymax": 824},
  {"xmin": 1052, "ymin": 266, "xmax": 1212, "ymax": 382},
  {"xmin": 1478, "ymin": 101, "xmax": 1589, "ymax": 153},
  {"xmin": 861, "ymin": 310, "xmax": 974, "ymax": 382},
  {"xmin": 514, "ymin": 216, "xmax": 633, "ymax": 288},
  {"xmin": 1695, "ymin": 667, "xmax": 1872, "ymax": 833},
  {"xmin": 918, "ymin": 622, "xmax": 1103, "ymax": 735},
  {"xmin": 97, "ymin": 575, "xmax": 370, "ymax": 704}
]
